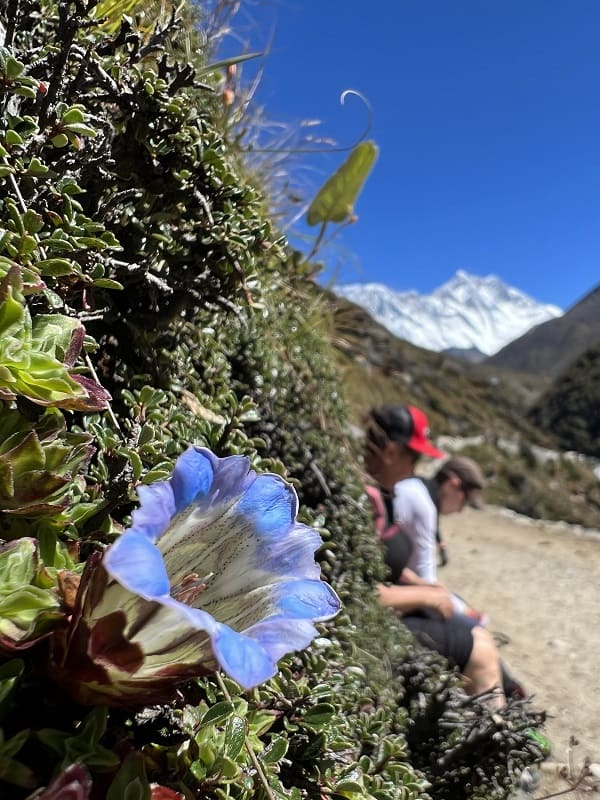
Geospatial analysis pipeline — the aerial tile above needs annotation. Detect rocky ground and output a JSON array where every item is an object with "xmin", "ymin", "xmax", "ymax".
[{"xmin": 441, "ymin": 506, "xmax": 600, "ymax": 796}]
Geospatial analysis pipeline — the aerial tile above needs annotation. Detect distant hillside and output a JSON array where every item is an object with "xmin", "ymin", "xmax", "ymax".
[
  {"xmin": 326, "ymin": 292, "xmax": 552, "ymax": 441},
  {"xmin": 442, "ymin": 346, "xmax": 486, "ymax": 363},
  {"xmin": 487, "ymin": 284, "xmax": 600, "ymax": 377},
  {"xmin": 334, "ymin": 270, "xmax": 562, "ymax": 356},
  {"xmin": 529, "ymin": 344, "xmax": 600, "ymax": 457}
]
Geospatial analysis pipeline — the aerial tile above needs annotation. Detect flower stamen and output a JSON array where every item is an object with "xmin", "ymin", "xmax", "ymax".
[{"xmin": 171, "ymin": 572, "xmax": 215, "ymax": 606}]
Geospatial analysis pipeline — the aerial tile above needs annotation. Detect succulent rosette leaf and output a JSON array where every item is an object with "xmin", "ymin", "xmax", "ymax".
[
  {"xmin": 0, "ymin": 408, "xmax": 94, "ymax": 516},
  {"xmin": 0, "ymin": 266, "xmax": 110, "ymax": 411},
  {"xmin": 52, "ymin": 447, "xmax": 341, "ymax": 705},
  {"xmin": 0, "ymin": 538, "xmax": 64, "ymax": 651}
]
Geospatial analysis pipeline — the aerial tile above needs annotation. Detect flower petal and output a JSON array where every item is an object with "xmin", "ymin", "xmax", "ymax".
[
  {"xmin": 236, "ymin": 473, "xmax": 297, "ymax": 537},
  {"xmin": 169, "ymin": 447, "xmax": 214, "ymax": 512},
  {"xmin": 244, "ymin": 616, "xmax": 319, "ymax": 662},
  {"xmin": 272, "ymin": 579, "xmax": 341, "ymax": 621},
  {"xmin": 259, "ymin": 523, "xmax": 323, "ymax": 580},
  {"xmin": 169, "ymin": 447, "xmax": 257, "ymax": 516},
  {"xmin": 104, "ymin": 532, "xmax": 170, "ymax": 597},
  {"xmin": 212, "ymin": 624, "xmax": 276, "ymax": 689},
  {"xmin": 199, "ymin": 449, "xmax": 257, "ymax": 507},
  {"xmin": 130, "ymin": 482, "xmax": 175, "ymax": 541}
]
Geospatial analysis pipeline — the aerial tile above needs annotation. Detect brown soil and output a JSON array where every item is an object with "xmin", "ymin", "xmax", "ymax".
[{"xmin": 440, "ymin": 506, "xmax": 600, "ymax": 794}]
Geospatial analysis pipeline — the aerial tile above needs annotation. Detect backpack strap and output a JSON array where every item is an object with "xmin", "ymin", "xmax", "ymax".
[{"xmin": 365, "ymin": 485, "xmax": 403, "ymax": 541}]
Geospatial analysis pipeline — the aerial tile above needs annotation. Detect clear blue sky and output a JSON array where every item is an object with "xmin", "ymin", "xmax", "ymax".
[{"xmin": 225, "ymin": 0, "xmax": 600, "ymax": 309}]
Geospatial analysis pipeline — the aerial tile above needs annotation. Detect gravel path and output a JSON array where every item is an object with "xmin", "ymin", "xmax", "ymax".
[{"xmin": 440, "ymin": 506, "xmax": 600, "ymax": 792}]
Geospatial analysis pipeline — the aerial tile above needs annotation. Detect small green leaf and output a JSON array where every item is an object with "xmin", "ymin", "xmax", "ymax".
[
  {"xmin": 18, "ymin": 234, "xmax": 38, "ymax": 255},
  {"xmin": 92, "ymin": 278, "xmax": 123, "ymax": 290},
  {"xmin": 201, "ymin": 701, "xmax": 235, "ymax": 727},
  {"xmin": 106, "ymin": 752, "xmax": 151, "ymax": 800},
  {"xmin": 261, "ymin": 736, "xmax": 288, "ymax": 764},
  {"xmin": 128, "ymin": 450, "xmax": 143, "ymax": 481},
  {"xmin": 218, "ymin": 756, "xmax": 239, "ymax": 779},
  {"xmin": 223, "ymin": 715, "xmax": 246, "ymax": 760},
  {"xmin": 306, "ymin": 141, "xmax": 378, "ymax": 225},
  {"xmin": 64, "ymin": 123, "xmax": 97, "ymax": 137},
  {"xmin": 37, "ymin": 258, "xmax": 80, "ymax": 276},
  {"xmin": 26, "ymin": 157, "xmax": 49, "ymax": 176},
  {"xmin": 44, "ymin": 237, "xmax": 75, "ymax": 252},
  {"xmin": 190, "ymin": 760, "xmax": 207, "ymax": 781},
  {"xmin": 5, "ymin": 57, "xmax": 25, "ymax": 79},
  {"xmin": 302, "ymin": 703, "xmax": 336, "ymax": 727},
  {"xmin": 334, "ymin": 780, "xmax": 365, "ymax": 796},
  {"xmin": 22, "ymin": 210, "xmax": 44, "ymax": 234},
  {"xmin": 197, "ymin": 741, "xmax": 216, "ymax": 768},
  {"xmin": 61, "ymin": 106, "xmax": 86, "ymax": 124},
  {"xmin": 5, "ymin": 130, "xmax": 23, "ymax": 147},
  {"xmin": 14, "ymin": 86, "xmax": 37, "ymax": 99},
  {"xmin": 50, "ymin": 133, "xmax": 69, "ymax": 148}
]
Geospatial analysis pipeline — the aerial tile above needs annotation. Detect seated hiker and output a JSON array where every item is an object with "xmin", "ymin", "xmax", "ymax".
[
  {"xmin": 376, "ymin": 581, "xmax": 505, "ymax": 706},
  {"xmin": 363, "ymin": 405, "xmax": 485, "ymax": 617},
  {"xmin": 412, "ymin": 455, "xmax": 490, "ymax": 624},
  {"xmin": 368, "ymin": 503, "xmax": 524, "ymax": 701},
  {"xmin": 362, "ymin": 404, "xmax": 506, "ymax": 706}
]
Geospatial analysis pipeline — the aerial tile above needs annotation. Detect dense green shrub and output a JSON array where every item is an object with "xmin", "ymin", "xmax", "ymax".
[
  {"xmin": 460, "ymin": 442, "xmax": 600, "ymax": 528},
  {"xmin": 529, "ymin": 343, "xmax": 600, "ymax": 457},
  {"xmin": 0, "ymin": 2, "xmax": 546, "ymax": 798}
]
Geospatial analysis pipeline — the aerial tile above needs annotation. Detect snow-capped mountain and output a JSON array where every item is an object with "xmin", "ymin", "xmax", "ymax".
[{"xmin": 333, "ymin": 270, "xmax": 563, "ymax": 357}]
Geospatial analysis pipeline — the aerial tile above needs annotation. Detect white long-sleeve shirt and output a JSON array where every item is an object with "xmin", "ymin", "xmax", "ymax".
[{"xmin": 392, "ymin": 477, "xmax": 438, "ymax": 583}]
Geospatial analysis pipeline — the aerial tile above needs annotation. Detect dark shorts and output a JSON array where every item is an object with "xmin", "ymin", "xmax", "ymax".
[{"xmin": 403, "ymin": 614, "xmax": 474, "ymax": 671}]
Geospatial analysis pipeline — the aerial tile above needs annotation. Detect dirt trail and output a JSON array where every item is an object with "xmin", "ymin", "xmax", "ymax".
[{"xmin": 440, "ymin": 506, "xmax": 600, "ymax": 790}]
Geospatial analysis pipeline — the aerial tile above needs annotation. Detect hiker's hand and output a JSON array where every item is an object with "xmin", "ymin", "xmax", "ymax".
[
  {"xmin": 428, "ymin": 586, "xmax": 453, "ymax": 619},
  {"xmin": 438, "ymin": 543, "xmax": 449, "ymax": 567}
]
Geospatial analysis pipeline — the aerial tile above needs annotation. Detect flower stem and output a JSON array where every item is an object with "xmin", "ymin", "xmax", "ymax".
[{"xmin": 215, "ymin": 672, "xmax": 278, "ymax": 800}]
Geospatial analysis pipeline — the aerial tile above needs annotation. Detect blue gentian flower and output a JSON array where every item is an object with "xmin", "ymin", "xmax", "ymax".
[{"xmin": 52, "ymin": 447, "xmax": 340, "ymax": 705}]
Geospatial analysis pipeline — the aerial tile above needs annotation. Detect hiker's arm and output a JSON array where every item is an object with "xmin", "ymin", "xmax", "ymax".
[
  {"xmin": 377, "ymin": 583, "xmax": 453, "ymax": 618},
  {"xmin": 398, "ymin": 567, "xmax": 434, "ymax": 586}
]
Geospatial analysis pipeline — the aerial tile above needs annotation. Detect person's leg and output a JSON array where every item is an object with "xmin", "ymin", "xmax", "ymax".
[
  {"xmin": 402, "ymin": 616, "xmax": 505, "ymax": 708},
  {"xmin": 463, "ymin": 626, "xmax": 506, "ymax": 708},
  {"xmin": 501, "ymin": 661, "xmax": 527, "ymax": 699}
]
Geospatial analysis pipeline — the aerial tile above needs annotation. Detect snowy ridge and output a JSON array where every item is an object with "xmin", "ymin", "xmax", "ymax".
[{"xmin": 333, "ymin": 270, "xmax": 563, "ymax": 356}]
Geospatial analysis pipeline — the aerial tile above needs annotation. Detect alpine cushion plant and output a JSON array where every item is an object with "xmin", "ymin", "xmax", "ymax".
[{"xmin": 51, "ymin": 447, "xmax": 341, "ymax": 705}]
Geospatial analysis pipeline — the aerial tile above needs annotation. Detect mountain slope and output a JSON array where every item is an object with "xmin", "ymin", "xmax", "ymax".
[
  {"xmin": 334, "ymin": 270, "xmax": 562, "ymax": 356},
  {"xmin": 528, "ymin": 344, "xmax": 600, "ymax": 456},
  {"xmin": 327, "ymin": 291, "xmax": 551, "ymax": 439},
  {"xmin": 487, "ymin": 284, "xmax": 600, "ymax": 376}
]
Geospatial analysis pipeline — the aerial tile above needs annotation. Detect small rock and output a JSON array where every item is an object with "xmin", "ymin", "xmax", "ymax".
[
  {"xmin": 519, "ymin": 767, "xmax": 540, "ymax": 793},
  {"xmin": 588, "ymin": 763, "xmax": 600, "ymax": 779}
]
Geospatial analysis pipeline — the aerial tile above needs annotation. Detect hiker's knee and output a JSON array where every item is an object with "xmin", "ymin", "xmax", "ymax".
[
  {"xmin": 470, "ymin": 625, "xmax": 497, "ymax": 662},
  {"xmin": 465, "ymin": 626, "xmax": 505, "ymax": 706},
  {"xmin": 466, "ymin": 625, "xmax": 502, "ymax": 677}
]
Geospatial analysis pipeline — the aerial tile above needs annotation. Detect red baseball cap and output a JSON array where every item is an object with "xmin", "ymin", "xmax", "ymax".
[
  {"xmin": 366, "ymin": 405, "xmax": 445, "ymax": 459},
  {"xmin": 405, "ymin": 406, "xmax": 445, "ymax": 458}
]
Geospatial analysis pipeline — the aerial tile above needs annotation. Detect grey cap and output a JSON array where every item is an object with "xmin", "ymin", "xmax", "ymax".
[{"xmin": 439, "ymin": 456, "xmax": 486, "ymax": 508}]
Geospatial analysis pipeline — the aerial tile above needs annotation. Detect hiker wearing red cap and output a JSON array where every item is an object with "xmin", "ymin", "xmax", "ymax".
[
  {"xmin": 363, "ymin": 405, "xmax": 445, "ymax": 583},
  {"xmin": 363, "ymin": 404, "xmax": 505, "ymax": 707}
]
